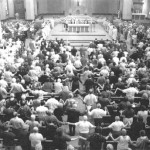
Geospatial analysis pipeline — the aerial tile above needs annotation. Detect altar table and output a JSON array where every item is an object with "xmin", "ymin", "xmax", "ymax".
[{"xmin": 68, "ymin": 24, "xmax": 90, "ymax": 32}]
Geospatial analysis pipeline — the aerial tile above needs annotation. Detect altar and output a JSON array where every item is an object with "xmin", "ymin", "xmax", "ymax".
[{"xmin": 68, "ymin": 24, "xmax": 90, "ymax": 32}]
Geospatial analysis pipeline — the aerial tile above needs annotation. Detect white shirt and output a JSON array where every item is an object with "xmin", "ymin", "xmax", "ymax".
[
  {"xmin": 117, "ymin": 135, "xmax": 131, "ymax": 150},
  {"xmin": 122, "ymin": 87, "xmax": 138, "ymax": 99},
  {"xmin": 65, "ymin": 65, "xmax": 75, "ymax": 75},
  {"xmin": 36, "ymin": 106, "xmax": 48, "ymax": 115},
  {"xmin": 137, "ymin": 110, "xmax": 148, "ymax": 124},
  {"xmin": 113, "ymin": 57, "xmax": 119, "ymax": 66},
  {"xmin": 75, "ymin": 121, "xmax": 95, "ymax": 133},
  {"xmin": 108, "ymin": 121, "xmax": 125, "ymax": 131},
  {"xmin": 74, "ymin": 60, "xmax": 82, "ymax": 68},
  {"xmin": 29, "ymin": 132, "xmax": 43, "ymax": 149},
  {"xmin": 54, "ymin": 82, "xmax": 63, "ymax": 93},
  {"xmin": 45, "ymin": 98, "xmax": 60, "ymax": 112},
  {"xmin": 0, "ymin": 79, "xmax": 8, "ymax": 88},
  {"xmin": 88, "ymin": 108, "xmax": 106, "ymax": 118},
  {"xmin": 84, "ymin": 94, "xmax": 97, "ymax": 106}
]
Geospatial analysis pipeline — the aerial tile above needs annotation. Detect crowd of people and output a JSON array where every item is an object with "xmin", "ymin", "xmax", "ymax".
[
  {"xmin": 102, "ymin": 19, "xmax": 118, "ymax": 41},
  {"xmin": 0, "ymin": 17, "xmax": 150, "ymax": 150}
]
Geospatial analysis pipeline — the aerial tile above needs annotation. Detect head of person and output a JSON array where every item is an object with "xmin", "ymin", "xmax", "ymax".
[
  {"xmin": 10, "ymin": 93, "xmax": 15, "ymax": 99},
  {"xmin": 121, "ymin": 129, "xmax": 127, "ymax": 136},
  {"xmin": 115, "ymin": 116, "xmax": 120, "ymax": 121},
  {"xmin": 46, "ymin": 110, "xmax": 53, "ymax": 116},
  {"xmin": 118, "ymin": 78, "xmax": 122, "ymax": 82},
  {"xmin": 138, "ymin": 116, "xmax": 144, "ymax": 122},
  {"xmin": 13, "ymin": 112, "xmax": 18, "ymax": 117},
  {"xmin": 97, "ymin": 103, "xmax": 101, "ymax": 109},
  {"xmin": 69, "ymin": 93, "xmax": 73, "ymax": 98},
  {"xmin": 129, "ymin": 83, "xmax": 134, "ymax": 87},
  {"xmin": 110, "ymin": 71, "xmax": 114, "ymax": 76},
  {"xmin": 21, "ymin": 100, "xmax": 26, "ymax": 106},
  {"xmin": 89, "ymin": 88, "xmax": 93, "ymax": 94},
  {"xmin": 95, "ymin": 126, "xmax": 102, "ymax": 134},
  {"xmin": 106, "ymin": 144, "xmax": 114, "ymax": 150},
  {"xmin": 67, "ymin": 145, "xmax": 74, "ymax": 150},
  {"xmin": 57, "ymin": 78, "xmax": 61, "ymax": 83},
  {"xmin": 33, "ymin": 127, "xmax": 39, "ymax": 133},
  {"xmin": 21, "ymin": 94, "xmax": 26, "ymax": 100},
  {"xmin": 140, "ymin": 130, "xmax": 146, "ymax": 137},
  {"xmin": 72, "ymin": 103, "xmax": 77, "ymax": 109},
  {"xmin": 56, "ymin": 127, "xmax": 63, "ymax": 137},
  {"xmin": 31, "ymin": 115, "xmax": 36, "ymax": 121},
  {"xmin": 83, "ymin": 115, "xmax": 88, "ymax": 121}
]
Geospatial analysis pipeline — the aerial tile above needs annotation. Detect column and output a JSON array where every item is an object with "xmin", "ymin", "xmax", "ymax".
[
  {"xmin": 8, "ymin": 0, "xmax": 14, "ymax": 18},
  {"xmin": 147, "ymin": 0, "xmax": 150, "ymax": 18},
  {"xmin": 0, "ymin": 21, "xmax": 2, "ymax": 40},
  {"xmin": 122, "ymin": 0, "xmax": 133, "ymax": 20},
  {"xmin": 34, "ymin": 0, "xmax": 38, "ymax": 16},
  {"xmin": 24, "ymin": 0, "xmax": 35, "ymax": 20},
  {"xmin": 0, "ymin": 0, "xmax": 7, "ymax": 20}
]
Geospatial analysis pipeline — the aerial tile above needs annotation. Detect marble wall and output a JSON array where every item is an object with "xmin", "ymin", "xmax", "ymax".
[{"xmin": 0, "ymin": 0, "xmax": 150, "ymax": 20}]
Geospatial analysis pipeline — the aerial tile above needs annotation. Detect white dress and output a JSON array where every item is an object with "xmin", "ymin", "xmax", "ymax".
[{"xmin": 117, "ymin": 135, "xmax": 131, "ymax": 150}]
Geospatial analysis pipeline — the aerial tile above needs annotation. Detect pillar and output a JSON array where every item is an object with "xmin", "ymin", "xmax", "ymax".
[
  {"xmin": 122, "ymin": 0, "xmax": 133, "ymax": 20},
  {"xmin": 24, "ymin": 0, "xmax": 35, "ymax": 20},
  {"xmin": 34, "ymin": 0, "xmax": 38, "ymax": 16},
  {"xmin": 0, "ymin": 0, "xmax": 8, "ymax": 20},
  {"xmin": 147, "ymin": 0, "xmax": 150, "ymax": 18},
  {"xmin": 8, "ymin": 0, "xmax": 14, "ymax": 18},
  {"xmin": 0, "ymin": 21, "xmax": 2, "ymax": 40}
]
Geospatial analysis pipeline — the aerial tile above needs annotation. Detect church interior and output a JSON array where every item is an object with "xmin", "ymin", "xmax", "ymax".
[{"xmin": 0, "ymin": 0, "xmax": 150, "ymax": 150}]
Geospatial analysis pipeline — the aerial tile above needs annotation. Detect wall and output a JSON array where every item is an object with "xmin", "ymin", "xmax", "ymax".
[
  {"xmin": 92, "ymin": 0, "xmax": 119, "ymax": 15},
  {"xmin": 37, "ymin": 0, "xmax": 48, "ymax": 14},
  {"xmin": 14, "ymin": 0, "xmax": 25, "ymax": 19},
  {"xmin": 37, "ymin": 0, "xmax": 118, "ymax": 16},
  {"xmin": 37, "ymin": 0, "xmax": 65, "ymax": 15}
]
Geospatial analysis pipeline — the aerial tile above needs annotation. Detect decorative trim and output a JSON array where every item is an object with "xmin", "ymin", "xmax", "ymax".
[
  {"xmin": 35, "ymin": 13, "xmax": 65, "ymax": 19},
  {"xmin": 92, "ymin": 13, "xmax": 118, "ymax": 15}
]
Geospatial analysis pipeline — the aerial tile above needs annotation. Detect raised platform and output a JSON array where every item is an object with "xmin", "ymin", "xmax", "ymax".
[{"xmin": 48, "ymin": 23, "xmax": 111, "ymax": 48}]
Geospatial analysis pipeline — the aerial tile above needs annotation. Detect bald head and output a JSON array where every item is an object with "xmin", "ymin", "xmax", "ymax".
[
  {"xmin": 33, "ymin": 127, "xmax": 39, "ymax": 133},
  {"xmin": 83, "ymin": 115, "xmax": 88, "ymax": 121},
  {"xmin": 115, "ymin": 116, "xmax": 120, "ymax": 121},
  {"xmin": 31, "ymin": 115, "xmax": 36, "ymax": 121},
  {"xmin": 97, "ymin": 103, "xmax": 101, "ymax": 108}
]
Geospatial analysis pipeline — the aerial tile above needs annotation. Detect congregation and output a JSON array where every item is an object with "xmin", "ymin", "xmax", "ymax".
[{"xmin": 0, "ymin": 18, "xmax": 150, "ymax": 150}]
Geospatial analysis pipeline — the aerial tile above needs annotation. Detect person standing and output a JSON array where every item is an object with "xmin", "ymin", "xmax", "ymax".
[
  {"xmin": 109, "ymin": 129, "xmax": 133, "ymax": 150},
  {"xmin": 87, "ymin": 103, "xmax": 107, "ymax": 126},
  {"xmin": 79, "ymin": 127, "xmax": 110, "ymax": 150},
  {"xmin": 53, "ymin": 128, "xmax": 78, "ymax": 150},
  {"xmin": 83, "ymin": 89, "xmax": 97, "ymax": 108},
  {"xmin": 66, "ymin": 103, "xmax": 86, "ymax": 136},
  {"xmin": 103, "ymin": 116, "xmax": 127, "ymax": 138},
  {"xmin": 29, "ymin": 127, "xmax": 44, "ymax": 150},
  {"xmin": 68, "ymin": 115, "xmax": 96, "ymax": 150}
]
